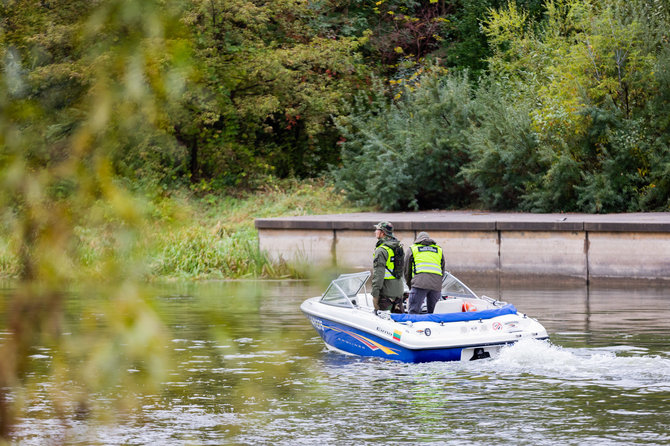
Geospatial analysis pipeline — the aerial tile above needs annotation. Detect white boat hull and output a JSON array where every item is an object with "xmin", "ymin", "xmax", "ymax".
[
  {"xmin": 302, "ymin": 271, "xmax": 549, "ymax": 363},
  {"xmin": 301, "ymin": 295, "xmax": 548, "ymax": 363}
]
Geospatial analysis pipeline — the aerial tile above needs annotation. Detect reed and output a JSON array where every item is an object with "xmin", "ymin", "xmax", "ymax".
[
  {"xmin": 146, "ymin": 180, "xmax": 366, "ymax": 280},
  {"xmin": 0, "ymin": 180, "xmax": 368, "ymax": 281}
]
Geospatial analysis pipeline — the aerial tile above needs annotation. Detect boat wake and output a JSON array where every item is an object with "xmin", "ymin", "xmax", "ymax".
[{"xmin": 485, "ymin": 338, "xmax": 670, "ymax": 391}]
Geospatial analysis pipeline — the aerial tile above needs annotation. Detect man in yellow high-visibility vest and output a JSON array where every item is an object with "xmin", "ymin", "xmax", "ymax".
[
  {"xmin": 371, "ymin": 221, "xmax": 404, "ymax": 313},
  {"xmin": 403, "ymin": 231, "xmax": 446, "ymax": 314}
]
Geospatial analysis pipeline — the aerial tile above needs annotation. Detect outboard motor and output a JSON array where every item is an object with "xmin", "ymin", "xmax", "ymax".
[{"xmin": 470, "ymin": 347, "xmax": 491, "ymax": 360}]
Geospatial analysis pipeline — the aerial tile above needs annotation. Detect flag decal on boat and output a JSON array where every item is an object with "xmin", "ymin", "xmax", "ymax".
[{"xmin": 393, "ymin": 330, "xmax": 402, "ymax": 341}]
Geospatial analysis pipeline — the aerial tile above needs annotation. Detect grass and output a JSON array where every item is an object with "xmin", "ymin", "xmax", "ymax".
[
  {"xmin": 146, "ymin": 179, "xmax": 370, "ymax": 279},
  {"xmin": 150, "ymin": 179, "xmax": 370, "ymax": 280},
  {"xmin": 0, "ymin": 179, "xmax": 371, "ymax": 281}
]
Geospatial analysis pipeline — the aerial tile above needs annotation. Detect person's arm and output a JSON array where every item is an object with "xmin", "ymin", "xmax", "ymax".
[
  {"xmin": 371, "ymin": 247, "xmax": 387, "ymax": 298},
  {"xmin": 441, "ymin": 248, "xmax": 446, "ymax": 275},
  {"xmin": 403, "ymin": 249, "xmax": 413, "ymax": 288}
]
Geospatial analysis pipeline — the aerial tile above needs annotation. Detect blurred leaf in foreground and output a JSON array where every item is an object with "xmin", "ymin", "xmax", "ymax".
[{"xmin": 0, "ymin": 0, "xmax": 191, "ymax": 438}]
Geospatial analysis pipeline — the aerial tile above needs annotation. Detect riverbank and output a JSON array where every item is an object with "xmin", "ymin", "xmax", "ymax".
[
  {"xmin": 255, "ymin": 211, "xmax": 670, "ymax": 282},
  {"xmin": 0, "ymin": 181, "xmax": 370, "ymax": 281},
  {"xmin": 4, "ymin": 181, "xmax": 668, "ymax": 282}
]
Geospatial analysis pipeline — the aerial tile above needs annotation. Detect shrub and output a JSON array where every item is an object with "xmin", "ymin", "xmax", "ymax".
[
  {"xmin": 333, "ymin": 72, "xmax": 474, "ymax": 211},
  {"xmin": 461, "ymin": 78, "xmax": 544, "ymax": 210}
]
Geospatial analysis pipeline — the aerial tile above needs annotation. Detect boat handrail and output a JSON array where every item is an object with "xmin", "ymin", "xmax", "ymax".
[{"xmin": 480, "ymin": 294, "xmax": 507, "ymax": 307}]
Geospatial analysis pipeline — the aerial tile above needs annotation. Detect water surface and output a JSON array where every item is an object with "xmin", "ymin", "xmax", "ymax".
[{"xmin": 5, "ymin": 277, "xmax": 670, "ymax": 445}]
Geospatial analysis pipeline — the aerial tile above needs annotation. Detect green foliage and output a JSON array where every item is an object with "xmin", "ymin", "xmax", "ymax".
[
  {"xmin": 572, "ymin": 109, "xmax": 645, "ymax": 212},
  {"xmin": 334, "ymin": 71, "xmax": 473, "ymax": 210},
  {"xmin": 0, "ymin": 179, "xmax": 370, "ymax": 281},
  {"xmin": 521, "ymin": 146, "xmax": 583, "ymax": 212},
  {"xmin": 3, "ymin": 0, "xmax": 666, "ymax": 214},
  {"xmin": 460, "ymin": 78, "xmax": 544, "ymax": 210},
  {"xmin": 442, "ymin": 0, "xmax": 498, "ymax": 75},
  {"xmin": 144, "ymin": 179, "xmax": 368, "ymax": 279},
  {"xmin": 499, "ymin": 0, "xmax": 670, "ymax": 212},
  {"xmin": 150, "ymin": 226, "xmax": 269, "ymax": 278},
  {"xmin": 0, "ymin": 0, "xmax": 190, "ymax": 437},
  {"xmin": 640, "ymin": 46, "xmax": 670, "ymax": 210},
  {"xmin": 175, "ymin": 0, "xmax": 372, "ymax": 185},
  {"xmin": 333, "ymin": 0, "xmax": 670, "ymax": 212}
]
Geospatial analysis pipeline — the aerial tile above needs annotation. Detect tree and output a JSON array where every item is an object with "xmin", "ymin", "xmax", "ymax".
[
  {"xmin": 482, "ymin": 0, "xmax": 670, "ymax": 211},
  {"xmin": 175, "ymin": 0, "xmax": 371, "ymax": 186}
]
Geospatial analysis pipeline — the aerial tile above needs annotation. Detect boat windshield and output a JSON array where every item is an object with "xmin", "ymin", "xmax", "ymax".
[
  {"xmin": 441, "ymin": 272, "xmax": 478, "ymax": 299},
  {"xmin": 320, "ymin": 271, "xmax": 370, "ymax": 308}
]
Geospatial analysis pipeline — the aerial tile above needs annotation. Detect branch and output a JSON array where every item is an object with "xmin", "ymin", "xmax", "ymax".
[{"xmin": 584, "ymin": 37, "xmax": 601, "ymax": 81}]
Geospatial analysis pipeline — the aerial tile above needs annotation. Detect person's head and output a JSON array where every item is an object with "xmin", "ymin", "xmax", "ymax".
[
  {"xmin": 374, "ymin": 221, "xmax": 393, "ymax": 239},
  {"xmin": 416, "ymin": 231, "xmax": 431, "ymax": 242}
]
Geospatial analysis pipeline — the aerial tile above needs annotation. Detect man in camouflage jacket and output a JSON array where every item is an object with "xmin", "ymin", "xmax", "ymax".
[{"xmin": 371, "ymin": 221, "xmax": 404, "ymax": 313}]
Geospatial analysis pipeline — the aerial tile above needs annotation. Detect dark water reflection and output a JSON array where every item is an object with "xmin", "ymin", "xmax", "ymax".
[{"xmin": 4, "ymin": 277, "xmax": 670, "ymax": 445}]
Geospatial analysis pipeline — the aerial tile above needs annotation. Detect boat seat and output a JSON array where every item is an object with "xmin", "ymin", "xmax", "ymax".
[{"xmin": 433, "ymin": 298, "xmax": 464, "ymax": 314}]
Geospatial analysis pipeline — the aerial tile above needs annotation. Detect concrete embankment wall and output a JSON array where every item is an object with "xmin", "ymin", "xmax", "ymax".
[{"xmin": 254, "ymin": 212, "xmax": 670, "ymax": 282}]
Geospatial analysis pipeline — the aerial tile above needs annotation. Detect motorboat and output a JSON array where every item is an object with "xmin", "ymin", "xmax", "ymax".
[{"xmin": 301, "ymin": 271, "xmax": 548, "ymax": 363}]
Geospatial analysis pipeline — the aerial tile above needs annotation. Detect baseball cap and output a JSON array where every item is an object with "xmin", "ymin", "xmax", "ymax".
[{"xmin": 374, "ymin": 221, "xmax": 393, "ymax": 235}]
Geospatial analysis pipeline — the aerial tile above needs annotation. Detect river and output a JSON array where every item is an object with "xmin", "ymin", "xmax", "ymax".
[{"xmin": 4, "ymin": 276, "xmax": 670, "ymax": 445}]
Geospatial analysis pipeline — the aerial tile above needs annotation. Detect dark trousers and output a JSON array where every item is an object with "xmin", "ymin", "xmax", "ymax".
[
  {"xmin": 408, "ymin": 288, "xmax": 441, "ymax": 314},
  {"xmin": 375, "ymin": 295, "xmax": 403, "ymax": 313}
]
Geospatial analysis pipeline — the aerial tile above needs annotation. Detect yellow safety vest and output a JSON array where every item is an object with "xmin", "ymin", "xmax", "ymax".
[
  {"xmin": 411, "ymin": 244, "xmax": 442, "ymax": 275},
  {"xmin": 374, "ymin": 245, "xmax": 397, "ymax": 279}
]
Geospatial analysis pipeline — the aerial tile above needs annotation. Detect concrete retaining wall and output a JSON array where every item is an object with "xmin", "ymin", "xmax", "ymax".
[{"xmin": 255, "ymin": 212, "xmax": 670, "ymax": 282}]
